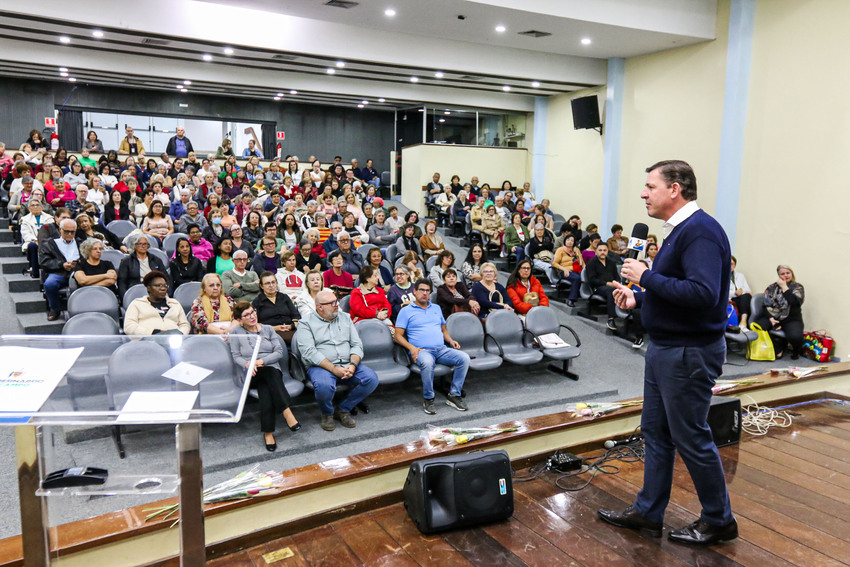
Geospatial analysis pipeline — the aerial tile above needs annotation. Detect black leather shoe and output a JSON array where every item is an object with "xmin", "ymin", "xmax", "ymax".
[
  {"xmin": 668, "ymin": 518, "xmax": 738, "ymax": 545},
  {"xmin": 289, "ymin": 423, "xmax": 301, "ymax": 432},
  {"xmin": 598, "ymin": 505, "xmax": 662, "ymax": 537},
  {"xmin": 264, "ymin": 434, "xmax": 277, "ymax": 452}
]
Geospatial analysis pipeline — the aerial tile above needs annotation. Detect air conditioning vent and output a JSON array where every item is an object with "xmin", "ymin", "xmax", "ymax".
[
  {"xmin": 140, "ymin": 37, "xmax": 172, "ymax": 46},
  {"xmin": 325, "ymin": 0, "xmax": 359, "ymax": 8},
  {"xmin": 518, "ymin": 30, "xmax": 552, "ymax": 38},
  {"xmin": 272, "ymin": 54, "xmax": 299, "ymax": 61}
]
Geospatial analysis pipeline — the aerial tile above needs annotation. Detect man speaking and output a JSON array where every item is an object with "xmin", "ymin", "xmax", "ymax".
[{"xmin": 598, "ymin": 160, "xmax": 737, "ymax": 545}]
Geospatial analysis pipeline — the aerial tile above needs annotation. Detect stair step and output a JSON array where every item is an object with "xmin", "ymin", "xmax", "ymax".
[
  {"xmin": 1, "ymin": 257, "xmax": 29, "ymax": 274},
  {"xmin": 6, "ymin": 273, "xmax": 42, "ymax": 293},
  {"xmin": 0, "ymin": 231, "xmax": 13, "ymax": 242},
  {"xmin": 14, "ymin": 291, "xmax": 47, "ymax": 314},
  {"xmin": 0, "ymin": 245, "xmax": 23, "ymax": 258},
  {"xmin": 0, "ymin": 218, "xmax": 8, "ymax": 229},
  {"xmin": 17, "ymin": 313, "xmax": 63, "ymax": 335}
]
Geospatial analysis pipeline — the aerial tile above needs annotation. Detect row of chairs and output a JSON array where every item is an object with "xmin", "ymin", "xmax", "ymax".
[{"xmin": 66, "ymin": 281, "xmax": 202, "ymax": 323}]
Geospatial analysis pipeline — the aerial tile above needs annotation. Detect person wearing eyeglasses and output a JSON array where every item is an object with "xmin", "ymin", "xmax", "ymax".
[
  {"xmin": 394, "ymin": 278, "xmax": 470, "ymax": 414},
  {"xmin": 38, "ymin": 218, "xmax": 80, "ymax": 321},
  {"xmin": 117, "ymin": 233, "xmax": 169, "ymax": 298},
  {"xmin": 123, "ymin": 270, "xmax": 190, "ymax": 335},
  {"xmin": 222, "ymin": 250, "xmax": 261, "ymax": 302},
  {"xmin": 294, "ymin": 290, "xmax": 379, "ymax": 431}
]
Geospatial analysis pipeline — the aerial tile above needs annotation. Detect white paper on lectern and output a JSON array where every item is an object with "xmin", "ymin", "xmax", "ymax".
[
  {"xmin": 162, "ymin": 362, "xmax": 213, "ymax": 387},
  {"xmin": 117, "ymin": 391, "xmax": 200, "ymax": 423},
  {"xmin": 0, "ymin": 346, "xmax": 84, "ymax": 413}
]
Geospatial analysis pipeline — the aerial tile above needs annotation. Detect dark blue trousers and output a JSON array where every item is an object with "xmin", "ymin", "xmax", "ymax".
[{"xmin": 633, "ymin": 337, "xmax": 734, "ymax": 526}]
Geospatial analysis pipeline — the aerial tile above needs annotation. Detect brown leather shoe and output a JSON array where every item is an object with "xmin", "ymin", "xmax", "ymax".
[
  {"xmin": 47, "ymin": 311, "xmax": 60, "ymax": 321},
  {"xmin": 320, "ymin": 414, "xmax": 335, "ymax": 431},
  {"xmin": 598, "ymin": 505, "xmax": 663, "ymax": 537},
  {"xmin": 668, "ymin": 518, "xmax": 738, "ymax": 545},
  {"xmin": 334, "ymin": 409, "xmax": 356, "ymax": 428}
]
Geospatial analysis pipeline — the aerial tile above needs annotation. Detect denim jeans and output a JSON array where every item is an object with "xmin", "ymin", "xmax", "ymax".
[
  {"xmin": 308, "ymin": 364, "xmax": 379, "ymax": 415},
  {"xmin": 44, "ymin": 274, "xmax": 69, "ymax": 312},
  {"xmin": 416, "ymin": 345, "xmax": 470, "ymax": 399}
]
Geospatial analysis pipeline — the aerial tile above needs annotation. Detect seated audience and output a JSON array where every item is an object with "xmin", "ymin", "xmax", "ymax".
[
  {"xmin": 460, "ymin": 244, "xmax": 487, "ymax": 287},
  {"xmin": 39, "ymin": 218, "xmax": 80, "ymax": 321},
  {"xmin": 20, "ymin": 199, "xmax": 54, "ymax": 278},
  {"xmin": 186, "ymin": 224, "xmax": 214, "ymax": 263},
  {"xmin": 579, "ymin": 223, "xmax": 599, "ymax": 250},
  {"xmin": 436, "ymin": 268, "xmax": 480, "ymax": 319},
  {"xmin": 349, "ymin": 265, "xmax": 392, "ymax": 325},
  {"xmin": 394, "ymin": 278, "xmax": 470, "ymax": 414},
  {"xmin": 728, "ymin": 255, "xmax": 752, "ymax": 329},
  {"xmin": 73, "ymin": 238, "xmax": 118, "ymax": 294},
  {"xmin": 189, "ymin": 273, "xmax": 236, "ymax": 335},
  {"xmin": 550, "ymin": 234, "xmax": 584, "ymax": 307},
  {"xmin": 123, "ymin": 271, "xmax": 190, "ymax": 335},
  {"xmin": 203, "ymin": 208, "xmax": 229, "ymax": 247},
  {"xmin": 141, "ymin": 200, "xmax": 174, "ymax": 245},
  {"xmin": 335, "ymin": 232, "xmax": 363, "ymax": 275},
  {"xmin": 323, "ymin": 249, "xmax": 354, "ymax": 296},
  {"xmin": 363, "ymin": 246, "xmax": 391, "ymax": 289},
  {"xmin": 294, "ymin": 270, "xmax": 332, "ymax": 319},
  {"xmin": 102, "ymin": 190, "xmax": 132, "ymax": 224},
  {"xmin": 227, "ymin": 223, "xmax": 253, "ymax": 257},
  {"xmin": 177, "ymin": 201, "xmax": 208, "ymax": 233},
  {"xmin": 74, "ymin": 213, "xmax": 124, "ymax": 252},
  {"xmin": 295, "ymin": 290, "xmax": 379, "ymax": 431},
  {"xmin": 253, "ymin": 271, "xmax": 300, "ymax": 342},
  {"xmin": 403, "ymin": 211, "xmax": 423, "ymax": 237},
  {"xmin": 582, "ymin": 233, "xmax": 602, "ymax": 264},
  {"xmin": 396, "ymin": 222, "xmax": 423, "ymax": 262},
  {"xmin": 528, "ymin": 223, "xmax": 555, "ymax": 278},
  {"xmin": 252, "ymin": 236, "xmax": 283, "ymax": 275},
  {"xmin": 429, "ymin": 249, "xmax": 455, "ymax": 288},
  {"xmin": 367, "ymin": 208, "xmax": 397, "ymax": 248},
  {"xmin": 295, "ymin": 236, "xmax": 323, "ymax": 273},
  {"xmin": 585, "ymin": 242, "xmax": 619, "ymax": 330},
  {"xmin": 387, "ymin": 265, "xmax": 416, "ymax": 321},
  {"xmin": 503, "ymin": 212, "xmax": 530, "ymax": 262},
  {"xmin": 481, "ymin": 204, "xmax": 505, "ymax": 246},
  {"xmin": 753, "ymin": 264, "xmax": 805, "ymax": 360},
  {"xmin": 222, "ymin": 250, "xmax": 261, "ymax": 302},
  {"xmin": 275, "ymin": 251, "xmax": 306, "ymax": 299},
  {"xmin": 470, "ymin": 262, "xmax": 514, "ymax": 319},
  {"xmin": 434, "ymin": 185, "xmax": 456, "ymax": 227},
  {"xmin": 606, "ymin": 224, "xmax": 628, "ymax": 262},
  {"xmin": 118, "ymin": 233, "xmax": 169, "ymax": 298},
  {"xmin": 207, "ymin": 236, "xmax": 235, "ymax": 275},
  {"xmin": 230, "ymin": 301, "xmax": 300, "ymax": 452},
  {"xmin": 506, "ymin": 259, "xmax": 550, "ymax": 315},
  {"xmin": 169, "ymin": 236, "xmax": 205, "ymax": 288},
  {"xmin": 419, "ymin": 219, "xmax": 445, "ymax": 258}
]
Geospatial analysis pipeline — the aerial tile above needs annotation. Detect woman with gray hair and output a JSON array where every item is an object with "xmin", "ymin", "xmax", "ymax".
[
  {"xmin": 73, "ymin": 238, "xmax": 118, "ymax": 293},
  {"xmin": 117, "ymin": 233, "xmax": 169, "ymax": 298}
]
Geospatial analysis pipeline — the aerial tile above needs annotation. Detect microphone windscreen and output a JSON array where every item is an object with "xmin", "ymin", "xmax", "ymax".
[
  {"xmin": 603, "ymin": 440, "xmax": 616, "ymax": 450},
  {"xmin": 631, "ymin": 223, "xmax": 649, "ymax": 240}
]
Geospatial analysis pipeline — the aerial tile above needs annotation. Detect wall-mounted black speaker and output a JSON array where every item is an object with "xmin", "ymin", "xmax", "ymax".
[
  {"xmin": 571, "ymin": 95, "xmax": 602, "ymax": 130},
  {"xmin": 708, "ymin": 396, "xmax": 741, "ymax": 447},
  {"xmin": 403, "ymin": 450, "xmax": 514, "ymax": 534}
]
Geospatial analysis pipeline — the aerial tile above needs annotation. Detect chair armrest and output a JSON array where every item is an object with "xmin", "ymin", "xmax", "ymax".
[
  {"xmin": 484, "ymin": 333, "xmax": 503, "ymax": 357},
  {"xmin": 393, "ymin": 343, "xmax": 410, "ymax": 366},
  {"xmin": 560, "ymin": 324, "xmax": 582, "ymax": 348},
  {"xmin": 288, "ymin": 352, "xmax": 308, "ymax": 383}
]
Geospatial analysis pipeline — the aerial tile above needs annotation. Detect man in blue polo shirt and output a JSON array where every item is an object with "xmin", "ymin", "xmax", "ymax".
[{"xmin": 394, "ymin": 278, "xmax": 470, "ymax": 414}]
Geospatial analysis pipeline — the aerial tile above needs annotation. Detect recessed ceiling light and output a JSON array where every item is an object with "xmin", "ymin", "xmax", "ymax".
[
  {"xmin": 581, "ymin": 37, "xmax": 592, "ymax": 45},
  {"xmin": 276, "ymin": 92, "xmax": 284, "ymax": 97},
  {"xmin": 179, "ymin": 103, "xmax": 189, "ymax": 108},
  {"xmin": 531, "ymin": 81, "xmax": 541, "ymax": 88},
  {"xmin": 183, "ymin": 80, "xmax": 192, "ymax": 85},
  {"xmin": 290, "ymin": 90, "xmax": 297, "ymax": 95},
  {"xmin": 68, "ymin": 77, "xmax": 77, "ymax": 82},
  {"xmin": 59, "ymin": 67, "xmax": 68, "ymax": 72},
  {"xmin": 274, "ymin": 96, "xmax": 281, "ymax": 101},
  {"xmin": 361, "ymin": 100, "xmax": 369, "ymax": 105},
  {"xmin": 418, "ymin": 108, "xmax": 425, "ymax": 112},
  {"xmin": 336, "ymin": 61, "xmax": 345, "ymax": 68},
  {"xmin": 180, "ymin": 88, "xmax": 188, "ymax": 93},
  {"xmin": 327, "ymin": 68, "xmax": 335, "ymax": 74},
  {"xmin": 495, "ymin": 25, "xmax": 506, "ymax": 33},
  {"xmin": 502, "ymin": 85, "xmax": 511, "ymax": 92},
  {"xmin": 378, "ymin": 98, "xmax": 385, "ymax": 102},
  {"xmin": 202, "ymin": 54, "xmax": 212, "ymax": 61},
  {"xmin": 444, "ymin": 111, "xmax": 450, "ymax": 115},
  {"xmin": 60, "ymin": 72, "xmax": 69, "ymax": 77},
  {"xmin": 357, "ymin": 104, "xmax": 364, "ymax": 108},
  {"xmin": 384, "ymin": 8, "xmax": 396, "ymax": 17},
  {"xmin": 223, "ymin": 47, "xmax": 234, "ymax": 55},
  {"xmin": 92, "ymin": 30, "xmax": 104, "ymax": 38},
  {"xmin": 438, "ymin": 118, "xmax": 445, "ymax": 123},
  {"xmin": 434, "ymin": 71, "xmax": 444, "ymax": 79},
  {"xmin": 175, "ymin": 84, "xmax": 183, "ymax": 89},
  {"xmin": 59, "ymin": 36, "xmax": 71, "ymax": 44},
  {"xmin": 410, "ymin": 76, "xmax": 418, "ymax": 83}
]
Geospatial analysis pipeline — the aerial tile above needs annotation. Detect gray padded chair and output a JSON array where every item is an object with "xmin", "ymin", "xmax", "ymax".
[
  {"xmin": 355, "ymin": 319, "xmax": 410, "ymax": 384},
  {"xmin": 525, "ymin": 306, "xmax": 582, "ymax": 380},
  {"xmin": 62, "ymin": 313, "xmax": 125, "ymax": 410},
  {"xmin": 67, "ymin": 286, "xmax": 120, "ymax": 323},
  {"xmin": 106, "ymin": 341, "xmax": 174, "ymax": 458},
  {"xmin": 751, "ymin": 293, "xmax": 786, "ymax": 340},
  {"xmin": 163, "ymin": 232, "xmax": 187, "ymax": 258},
  {"xmin": 725, "ymin": 328, "xmax": 758, "ymax": 366},
  {"xmin": 148, "ymin": 247, "xmax": 169, "ymax": 266},
  {"xmin": 577, "ymin": 269, "xmax": 606, "ymax": 320},
  {"xmin": 174, "ymin": 282, "xmax": 202, "ymax": 314},
  {"xmin": 338, "ymin": 294, "xmax": 351, "ymax": 313},
  {"xmin": 425, "ymin": 255, "xmax": 439, "ymax": 273},
  {"xmin": 483, "ymin": 310, "xmax": 544, "ymax": 366},
  {"xmin": 106, "ymin": 220, "xmax": 136, "ymax": 240},
  {"xmin": 101, "ymin": 249, "xmax": 127, "ymax": 270},
  {"xmin": 385, "ymin": 243, "xmax": 400, "ymax": 264},
  {"xmin": 357, "ymin": 243, "xmax": 378, "ymax": 264},
  {"xmin": 122, "ymin": 283, "xmax": 148, "ymax": 310},
  {"xmin": 445, "ymin": 312, "xmax": 503, "ymax": 372},
  {"xmin": 178, "ymin": 335, "xmax": 244, "ymax": 410}
]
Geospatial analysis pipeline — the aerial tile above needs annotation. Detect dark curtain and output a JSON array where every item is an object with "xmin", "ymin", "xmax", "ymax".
[
  {"xmin": 260, "ymin": 122, "xmax": 276, "ymax": 160},
  {"xmin": 57, "ymin": 109, "xmax": 83, "ymax": 151}
]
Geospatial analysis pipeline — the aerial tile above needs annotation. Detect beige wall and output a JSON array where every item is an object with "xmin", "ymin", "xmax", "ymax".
[
  {"xmin": 542, "ymin": 87, "xmax": 606, "ymax": 221},
  {"xmin": 737, "ymin": 0, "xmax": 850, "ymax": 355},
  {"xmin": 399, "ymin": 144, "xmax": 529, "ymax": 213}
]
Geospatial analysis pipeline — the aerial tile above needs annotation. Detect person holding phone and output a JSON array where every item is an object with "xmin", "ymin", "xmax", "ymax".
[{"xmin": 38, "ymin": 218, "xmax": 80, "ymax": 321}]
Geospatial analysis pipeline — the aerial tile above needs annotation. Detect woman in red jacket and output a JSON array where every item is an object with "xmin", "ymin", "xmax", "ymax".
[
  {"xmin": 349, "ymin": 264, "xmax": 392, "ymax": 325},
  {"xmin": 506, "ymin": 259, "xmax": 549, "ymax": 315}
]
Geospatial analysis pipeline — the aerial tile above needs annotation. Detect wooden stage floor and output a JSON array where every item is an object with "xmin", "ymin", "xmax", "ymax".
[{"xmin": 206, "ymin": 400, "xmax": 850, "ymax": 567}]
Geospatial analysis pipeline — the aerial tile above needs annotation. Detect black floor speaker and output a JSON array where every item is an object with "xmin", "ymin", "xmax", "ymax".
[
  {"xmin": 403, "ymin": 449, "xmax": 514, "ymax": 534},
  {"xmin": 708, "ymin": 395, "xmax": 742, "ymax": 447}
]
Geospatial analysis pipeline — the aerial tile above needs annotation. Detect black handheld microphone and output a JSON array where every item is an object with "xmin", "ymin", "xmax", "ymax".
[
  {"xmin": 625, "ymin": 223, "xmax": 649, "ymax": 260},
  {"xmin": 603, "ymin": 433, "xmax": 644, "ymax": 450}
]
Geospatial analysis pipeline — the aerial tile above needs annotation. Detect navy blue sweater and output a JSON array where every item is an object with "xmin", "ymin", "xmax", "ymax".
[{"xmin": 637, "ymin": 209, "xmax": 730, "ymax": 346}]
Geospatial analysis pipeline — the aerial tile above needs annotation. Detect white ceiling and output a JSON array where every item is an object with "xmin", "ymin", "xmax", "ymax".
[{"xmin": 0, "ymin": 0, "xmax": 717, "ymax": 112}]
